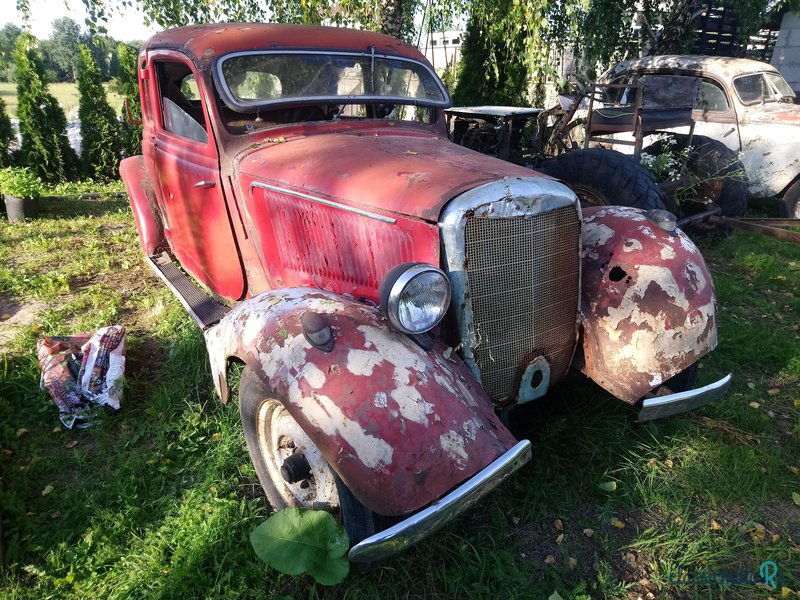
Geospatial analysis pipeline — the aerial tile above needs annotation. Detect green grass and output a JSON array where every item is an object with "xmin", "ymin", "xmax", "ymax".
[
  {"xmin": 0, "ymin": 82, "xmax": 124, "ymax": 119},
  {"xmin": 1, "ymin": 192, "xmax": 798, "ymax": 598}
]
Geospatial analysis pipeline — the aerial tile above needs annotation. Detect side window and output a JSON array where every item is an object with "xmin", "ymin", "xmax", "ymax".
[
  {"xmin": 697, "ymin": 78, "xmax": 729, "ymax": 112},
  {"xmin": 156, "ymin": 61, "xmax": 209, "ymax": 144}
]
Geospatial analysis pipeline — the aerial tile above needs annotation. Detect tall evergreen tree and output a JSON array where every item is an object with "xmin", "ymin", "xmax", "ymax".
[
  {"xmin": 14, "ymin": 32, "xmax": 79, "ymax": 182},
  {"xmin": 0, "ymin": 98, "xmax": 14, "ymax": 167},
  {"xmin": 77, "ymin": 44, "xmax": 123, "ymax": 180},
  {"xmin": 452, "ymin": 1, "xmax": 529, "ymax": 107}
]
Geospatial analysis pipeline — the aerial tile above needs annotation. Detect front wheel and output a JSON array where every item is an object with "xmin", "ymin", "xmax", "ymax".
[{"xmin": 239, "ymin": 367, "xmax": 379, "ymax": 544}]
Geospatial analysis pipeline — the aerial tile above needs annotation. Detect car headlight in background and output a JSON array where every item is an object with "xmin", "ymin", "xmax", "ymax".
[{"xmin": 379, "ymin": 263, "xmax": 451, "ymax": 335}]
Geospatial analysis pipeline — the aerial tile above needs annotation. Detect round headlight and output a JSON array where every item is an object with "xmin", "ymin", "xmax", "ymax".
[{"xmin": 379, "ymin": 263, "xmax": 451, "ymax": 335}]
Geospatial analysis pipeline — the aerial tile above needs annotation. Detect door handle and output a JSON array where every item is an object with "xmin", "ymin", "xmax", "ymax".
[{"xmin": 193, "ymin": 180, "xmax": 216, "ymax": 189}]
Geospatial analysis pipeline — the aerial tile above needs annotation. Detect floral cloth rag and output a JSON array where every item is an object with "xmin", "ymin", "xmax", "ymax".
[{"xmin": 36, "ymin": 325, "xmax": 126, "ymax": 428}]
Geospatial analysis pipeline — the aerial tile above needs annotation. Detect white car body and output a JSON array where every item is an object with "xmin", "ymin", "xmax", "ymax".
[{"xmin": 599, "ymin": 55, "xmax": 800, "ymax": 201}]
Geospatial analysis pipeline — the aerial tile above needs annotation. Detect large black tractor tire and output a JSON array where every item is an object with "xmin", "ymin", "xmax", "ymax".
[
  {"xmin": 540, "ymin": 148, "xmax": 666, "ymax": 210},
  {"xmin": 780, "ymin": 179, "xmax": 800, "ymax": 219},
  {"xmin": 642, "ymin": 134, "xmax": 748, "ymax": 217}
]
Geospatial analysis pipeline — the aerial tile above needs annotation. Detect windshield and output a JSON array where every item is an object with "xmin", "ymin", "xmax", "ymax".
[
  {"xmin": 765, "ymin": 72, "xmax": 795, "ymax": 100},
  {"xmin": 734, "ymin": 72, "xmax": 796, "ymax": 105},
  {"xmin": 216, "ymin": 51, "xmax": 448, "ymax": 111}
]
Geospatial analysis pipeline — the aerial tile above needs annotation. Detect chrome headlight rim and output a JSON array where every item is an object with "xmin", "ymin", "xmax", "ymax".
[{"xmin": 379, "ymin": 262, "xmax": 451, "ymax": 335}]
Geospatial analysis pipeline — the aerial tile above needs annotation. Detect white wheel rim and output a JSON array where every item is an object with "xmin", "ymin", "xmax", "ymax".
[{"xmin": 256, "ymin": 400, "xmax": 339, "ymax": 510}]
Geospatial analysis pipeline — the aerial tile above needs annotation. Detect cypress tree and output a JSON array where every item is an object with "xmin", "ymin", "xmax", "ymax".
[
  {"xmin": 76, "ymin": 44, "xmax": 123, "ymax": 179},
  {"xmin": 14, "ymin": 32, "xmax": 79, "ymax": 182},
  {"xmin": 112, "ymin": 43, "xmax": 142, "ymax": 157},
  {"xmin": 452, "ymin": 2, "xmax": 529, "ymax": 107},
  {"xmin": 0, "ymin": 98, "xmax": 14, "ymax": 167}
]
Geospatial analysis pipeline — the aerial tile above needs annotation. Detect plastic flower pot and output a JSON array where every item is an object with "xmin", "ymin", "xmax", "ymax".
[{"xmin": 4, "ymin": 195, "xmax": 39, "ymax": 222}]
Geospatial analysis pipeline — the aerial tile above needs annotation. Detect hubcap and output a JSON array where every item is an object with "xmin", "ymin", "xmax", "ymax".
[{"xmin": 256, "ymin": 400, "xmax": 339, "ymax": 510}]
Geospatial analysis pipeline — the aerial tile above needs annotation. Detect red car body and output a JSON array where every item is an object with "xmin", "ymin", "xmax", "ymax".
[{"xmin": 121, "ymin": 23, "xmax": 729, "ymax": 563}]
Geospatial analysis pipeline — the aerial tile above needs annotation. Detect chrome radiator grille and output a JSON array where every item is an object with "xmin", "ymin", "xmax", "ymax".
[{"xmin": 463, "ymin": 206, "xmax": 581, "ymax": 402}]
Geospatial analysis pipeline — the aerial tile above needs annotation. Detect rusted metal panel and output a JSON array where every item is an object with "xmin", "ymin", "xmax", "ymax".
[
  {"xmin": 204, "ymin": 288, "xmax": 517, "ymax": 516},
  {"xmin": 579, "ymin": 206, "xmax": 718, "ymax": 404},
  {"xmin": 236, "ymin": 129, "xmax": 538, "ymax": 222},
  {"xmin": 244, "ymin": 183, "xmax": 438, "ymax": 303},
  {"xmin": 142, "ymin": 23, "xmax": 431, "ymax": 70},
  {"xmin": 120, "ymin": 156, "xmax": 164, "ymax": 256}
]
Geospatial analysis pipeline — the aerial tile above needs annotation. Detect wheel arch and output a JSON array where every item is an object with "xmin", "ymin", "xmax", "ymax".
[{"xmin": 202, "ymin": 288, "xmax": 517, "ymax": 516}]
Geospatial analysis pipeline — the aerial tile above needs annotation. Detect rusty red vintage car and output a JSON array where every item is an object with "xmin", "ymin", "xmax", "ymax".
[{"xmin": 120, "ymin": 23, "xmax": 731, "ymax": 564}]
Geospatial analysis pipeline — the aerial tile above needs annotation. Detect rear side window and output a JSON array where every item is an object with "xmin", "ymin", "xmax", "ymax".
[
  {"xmin": 156, "ymin": 61, "xmax": 209, "ymax": 143},
  {"xmin": 697, "ymin": 79, "xmax": 729, "ymax": 112}
]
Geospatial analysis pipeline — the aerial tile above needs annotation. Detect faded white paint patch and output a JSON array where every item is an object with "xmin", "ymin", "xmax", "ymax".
[
  {"xmin": 638, "ymin": 225, "xmax": 658, "ymax": 239},
  {"xmin": 358, "ymin": 325, "xmax": 427, "ymax": 374},
  {"xmin": 390, "ymin": 384, "xmax": 434, "ymax": 425},
  {"xmin": 583, "ymin": 222, "xmax": 615, "ymax": 247},
  {"xmin": 623, "ymin": 238, "xmax": 643, "ymax": 252},
  {"xmin": 373, "ymin": 391, "xmax": 388, "ymax": 408},
  {"xmin": 259, "ymin": 334, "xmax": 309, "ymax": 380},
  {"xmin": 346, "ymin": 348, "xmax": 384, "ymax": 377},
  {"xmin": 660, "ymin": 244, "xmax": 676, "ymax": 260},
  {"xmin": 300, "ymin": 393, "xmax": 394, "ymax": 469},
  {"xmin": 462, "ymin": 417, "xmax": 482, "ymax": 441},
  {"xmin": 440, "ymin": 430, "xmax": 468, "ymax": 468},
  {"xmin": 433, "ymin": 373, "xmax": 458, "ymax": 395},
  {"xmin": 302, "ymin": 363, "xmax": 326, "ymax": 390},
  {"xmin": 604, "ymin": 264, "xmax": 690, "ymax": 335}
]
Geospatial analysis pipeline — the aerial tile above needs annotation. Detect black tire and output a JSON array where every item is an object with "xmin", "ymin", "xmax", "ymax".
[
  {"xmin": 540, "ymin": 148, "xmax": 666, "ymax": 210},
  {"xmin": 660, "ymin": 363, "xmax": 698, "ymax": 394},
  {"xmin": 238, "ymin": 367, "xmax": 379, "ymax": 545},
  {"xmin": 780, "ymin": 179, "xmax": 800, "ymax": 218},
  {"xmin": 642, "ymin": 134, "xmax": 748, "ymax": 217}
]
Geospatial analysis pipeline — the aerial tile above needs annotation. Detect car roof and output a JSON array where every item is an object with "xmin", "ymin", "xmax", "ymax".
[
  {"xmin": 142, "ymin": 22, "xmax": 429, "ymax": 68},
  {"xmin": 601, "ymin": 54, "xmax": 779, "ymax": 82}
]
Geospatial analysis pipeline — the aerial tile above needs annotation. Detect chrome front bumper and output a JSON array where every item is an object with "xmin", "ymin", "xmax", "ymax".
[
  {"xmin": 638, "ymin": 373, "xmax": 732, "ymax": 422},
  {"xmin": 348, "ymin": 440, "xmax": 532, "ymax": 564}
]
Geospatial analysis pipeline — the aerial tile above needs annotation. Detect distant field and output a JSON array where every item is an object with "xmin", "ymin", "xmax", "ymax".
[{"xmin": 0, "ymin": 81, "xmax": 124, "ymax": 118}]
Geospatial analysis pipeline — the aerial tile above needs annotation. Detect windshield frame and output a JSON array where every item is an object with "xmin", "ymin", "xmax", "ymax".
[{"xmin": 213, "ymin": 49, "xmax": 451, "ymax": 113}]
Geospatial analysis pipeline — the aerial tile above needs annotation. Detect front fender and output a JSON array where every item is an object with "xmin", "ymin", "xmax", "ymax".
[
  {"xmin": 578, "ymin": 206, "xmax": 718, "ymax": 403},
  {"xmin": 204, "ymin": 288, "xmax": 517, "ymax": 516}
]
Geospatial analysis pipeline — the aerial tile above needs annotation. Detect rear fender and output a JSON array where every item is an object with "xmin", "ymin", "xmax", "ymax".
[
  {"xmin": 578, "ymin": 206, "xmax": 717, "ymax": 403},
  {"xmin": 204, "ymin": 288, "xmax": 517, "ymax": 516},
  {"xmin": 120, "ymin": 155, "xmax": 164, "ymax": 256}
]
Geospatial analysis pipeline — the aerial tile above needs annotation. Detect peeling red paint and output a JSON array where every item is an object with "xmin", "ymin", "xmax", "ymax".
[
  {"xmin": 205, "ymin": 289, "xmax": 517, "ymax": 516},
  {"xmin": 579, "ymin": 206, "xmax": 718, "ymax": 403}
]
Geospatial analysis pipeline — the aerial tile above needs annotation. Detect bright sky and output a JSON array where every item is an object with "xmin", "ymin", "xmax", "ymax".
[{"xmin": 7, "ymin": 0, "xmax": 160, "ymax": 43}]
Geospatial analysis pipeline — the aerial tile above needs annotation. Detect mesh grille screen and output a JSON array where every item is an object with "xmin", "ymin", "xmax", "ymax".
[{"xmin": 464, "ymin": 206, "xmax": 581, "ymax": 402}]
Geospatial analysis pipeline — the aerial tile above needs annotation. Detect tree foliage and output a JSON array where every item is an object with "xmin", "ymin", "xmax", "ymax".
[
  {"xmin": 0, "ymin": 99, "xmax": 14, "ymax": 168},
  {"xmin": 111, "ymin": 43, "xmax": 142, "ymax": 157},
  {"xmin": 14, "ymin": 33, "xmax": 79, "ymax": 183},
  {"xmin": 452, "ymin": 0, "xmax": 529, "ymax": 106},
  {"xmin": 0, "ymin": 23, "xmax": 22, "ymax": 82},
  {"xmin": 46, "ymin": 17, "xmax": 83, "ymax": 81},
  {"xmin": 77, "ymin": 44, "xmax": 123, "ymax": 180}
]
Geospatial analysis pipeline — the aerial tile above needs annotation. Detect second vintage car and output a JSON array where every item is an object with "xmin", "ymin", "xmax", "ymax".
[{"xmin": 121, "ymin": 23, "xmax": 731, "ymax": 563}]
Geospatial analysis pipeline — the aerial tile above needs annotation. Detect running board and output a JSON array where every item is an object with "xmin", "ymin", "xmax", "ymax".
[{"xmin": 146, "ymin": 252, "xmax": 231, "ymax": 329}]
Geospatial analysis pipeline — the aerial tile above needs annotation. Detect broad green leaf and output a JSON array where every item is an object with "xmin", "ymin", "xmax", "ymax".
[
  {"xmin": 250, "ymin": 508, "xmax": 350, "ymax": 585},
  {"xmin": 598, "ymin": 481, "xmax": 617, "ymax": 492},
  {"xmin": 792, "ymin": 492, "xmax": 800, "ymax": 506},
  {"xmin": 548, "ymin": 592, "xmax": 565, "ymax": 600}
]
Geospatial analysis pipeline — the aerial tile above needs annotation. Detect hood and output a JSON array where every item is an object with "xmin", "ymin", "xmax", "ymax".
[
  {"xmin": 236, "ymin": 126, "xmax": 539, "ymax": 222},
  {"xmin": 741, "ymin": 102, "xmax": 800, "ymax": 125}
]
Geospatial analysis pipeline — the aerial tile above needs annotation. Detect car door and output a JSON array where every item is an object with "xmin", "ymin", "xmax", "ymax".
[
  {"xmin": 690, "ymin": 76, "xmax": 741, "ymax": 153},
  {"xmin": 147, "ymin": 54, "xmax": 245, "ymax": 301}
]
